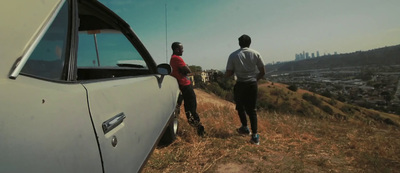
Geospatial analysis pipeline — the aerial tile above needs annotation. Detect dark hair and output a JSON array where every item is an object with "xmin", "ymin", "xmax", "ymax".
[
  {"xmin": 171, "ymin": 42, "xmax": 181, "ymax": 50},
  {"xmin": 238, "ymin": 34, "xmax": 251, "ymax": 48}
]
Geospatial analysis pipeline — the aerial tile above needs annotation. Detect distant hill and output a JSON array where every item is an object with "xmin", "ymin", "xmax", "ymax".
[{"xmin": 266, "ymin": 44, "xmax": 400, "ymax": 73}]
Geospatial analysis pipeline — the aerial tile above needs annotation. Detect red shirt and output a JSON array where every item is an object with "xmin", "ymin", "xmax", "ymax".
[{"xmin": 170, "ymin": 55, "xmax": 191, "ymax": 86}]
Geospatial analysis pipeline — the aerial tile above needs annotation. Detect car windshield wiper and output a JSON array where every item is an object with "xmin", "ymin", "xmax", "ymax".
[{"xmin": 117, "ymin": 63, "xmax": 144, "ymax": 68}]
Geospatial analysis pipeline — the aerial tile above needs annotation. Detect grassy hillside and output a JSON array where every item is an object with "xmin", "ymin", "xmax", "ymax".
[
  {"xmin": 257, "ymin": 82, "xmax": 400, "ymax": 127},
  {"xmin": 142, "ymin": 83, "xmax": 400, "ymax": 172}
]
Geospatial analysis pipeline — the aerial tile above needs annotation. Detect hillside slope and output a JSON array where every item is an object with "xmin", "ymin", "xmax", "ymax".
[
  {"xmin": 143, "ymin": 86, "xmax": 400, "ymax": 173},
  {"xmin": 257, "ymin": 82, "xmax": 400, "ymax": 126}
]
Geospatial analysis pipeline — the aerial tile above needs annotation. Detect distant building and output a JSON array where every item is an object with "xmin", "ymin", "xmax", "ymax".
[
  {"xmin": 188, "ymin": 74, "xmax": 195, "ymax": 86},
  {"xmin": 200, "ymin": 71, "xmax": 208, "ymax": 83},
  {"xmin": 190, "ymin": 69, "xmax": 221, "ymax": 86}
]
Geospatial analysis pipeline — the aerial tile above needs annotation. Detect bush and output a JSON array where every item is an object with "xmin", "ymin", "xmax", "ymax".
[
  {"xmin": 203, "ymin": 82, "xmax": 234, "ymax": 102},
  {"xmin": 298, "ymin": 102, "xmax": 318, "ymax": 117},
  {"xmin": 257, "ymin": 87, "xmax": 275, "ymax": 110},
  {"xmin": 287, "ymin": 84, "xmax": 298, "ymax": 92},
  {"xmin": 321, "ymin": 89, "xmax": 332, "ymax": 98},
  {"xmin": 321, "ymin": 105, "xmax": 333, "ymax": 115},
  {"xmin": 302, "ymin": 93, "xmax": 322, "ymax": 107},
  {"xmin": 340, "ymin": 105, "xmax": 356, "ymax": 114},
  {"xmin": 327, "ymin": 98, "xmax": 337, "ymax": 106},
  {"xmin": 279, "ymin": 101, "xmax": 293, "ymax": 113},
  {"xmin": 270, "ymin": 88, "xmax": 285, "ymax": 96}
]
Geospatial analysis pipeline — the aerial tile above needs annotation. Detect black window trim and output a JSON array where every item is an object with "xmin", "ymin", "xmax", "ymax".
[{"xmin": 67, "ymin": 0, "xmax": 79, "ymax": 82}]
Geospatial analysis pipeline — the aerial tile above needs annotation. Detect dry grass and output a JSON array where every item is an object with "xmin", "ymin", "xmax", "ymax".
[{"xmin": 142, "ymin": 89, "xmax": 400, "ymax": 173}]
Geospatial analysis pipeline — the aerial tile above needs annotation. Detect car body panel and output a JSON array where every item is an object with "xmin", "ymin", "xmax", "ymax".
[
  {"xmin": 83, "ymin": 75, "xmax": 178, "ymax": 172},
  {"xmin": 0, "ymin": 76, "xmax": 102, "ymax": 172}
]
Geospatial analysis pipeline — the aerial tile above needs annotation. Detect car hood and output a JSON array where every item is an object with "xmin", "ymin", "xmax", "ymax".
[{"xmin": 0, "ymin": 0, "xmax": 62, "ymax": 78}]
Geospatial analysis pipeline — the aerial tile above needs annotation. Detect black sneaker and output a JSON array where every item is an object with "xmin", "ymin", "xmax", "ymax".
[
  {"xmin": 236, "ymin": 126, "xmax": 250, "ymax": 135},
  {"xmin": 197, "ymin": 124, "xmax": 205, "ymax": 137},
  {"xmin": 250, "ymin": 134, "xmax": 260, "ymax": 145}
]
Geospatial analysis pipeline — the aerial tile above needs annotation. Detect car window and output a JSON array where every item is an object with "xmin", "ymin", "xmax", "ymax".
[
  {"xmin": 77, "ymin": 30, "xmax": 147, "ymax": 69},
  {"xmin": 20, "ymin": 2, "xmax": 68, "ymax": 80}
]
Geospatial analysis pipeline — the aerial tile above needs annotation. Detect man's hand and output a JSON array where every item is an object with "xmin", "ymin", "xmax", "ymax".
[
  {"xmin": 257, "ymin": 74, "xmax": 265, "ymax": 81},
  {"xmin": 224, "ymin": 70, "xmax": 234, "ymax": 78}
]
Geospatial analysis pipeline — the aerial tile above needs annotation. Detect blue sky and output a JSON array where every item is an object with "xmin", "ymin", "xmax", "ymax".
[{"xmin": 99, "ymin": 0, "xmax": 400, "ymax": 70}]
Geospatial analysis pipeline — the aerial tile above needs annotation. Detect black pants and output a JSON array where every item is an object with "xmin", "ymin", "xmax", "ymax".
[
  {"xmin": 234, "ymin": 81, "xmax": 258, "ymax": 134},
  {"xmin": 178, "ymin": 84, "xmax": 201, "ymax": 126}
]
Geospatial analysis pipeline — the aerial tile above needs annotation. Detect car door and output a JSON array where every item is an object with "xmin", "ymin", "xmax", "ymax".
[
  {"xmin": 82, "ymin": 76, "xmax": 176, "ymax": 172},
  {"xmin": 0, "ymin": 77, "xmax": 103, "ymax": 173},
  {"xmin": 76, "ymin": 2, "xmax": 178, "ymax": 171},
  {"xmin": 0, "ymin": 1, "xmax": 102, "ymax": 172}
]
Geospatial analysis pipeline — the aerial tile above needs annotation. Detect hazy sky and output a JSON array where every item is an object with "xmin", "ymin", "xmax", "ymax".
[{"xmin": 99, "ymin": 0, "xmax": 400, "ymax": 70}]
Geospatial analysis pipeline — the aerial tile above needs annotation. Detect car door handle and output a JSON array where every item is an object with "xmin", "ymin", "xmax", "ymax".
[{"xmin": 102, "ymin": 112, "xmax": 126, "ymax": 134}]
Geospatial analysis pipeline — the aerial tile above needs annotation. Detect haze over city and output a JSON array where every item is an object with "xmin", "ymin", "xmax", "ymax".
[{"xmin": 99, "ymin": 0, "xmax": 400, "ymax": 70}]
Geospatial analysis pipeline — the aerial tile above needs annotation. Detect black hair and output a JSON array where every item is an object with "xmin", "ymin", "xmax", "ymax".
[
  {"xmin": 171, "ymin": 42, "xmax": 182, "ymax": 50},
  {"xmin": 238, "ymin": 34, "xmax": 251, "ymax": 48}
]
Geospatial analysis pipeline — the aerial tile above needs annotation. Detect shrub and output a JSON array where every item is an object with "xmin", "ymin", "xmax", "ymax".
[
  {"xmin": 279, "ymin": 101, "xmax": 293, "ymax": 113},
  {"xmin": 270, "ymin": 88, "xmax": 285, "ymax": 96},
  {"xmin": 321, "ymin": 89, "xmax": 332, "ymax": 98},
  {"xmin": 340, "ymin": 105, "xmax": 356, "ymax": 114},
  {"xmin": 302, "ymin": 93, "xmax": 322, "ymax": 107},
  {"xmin": 298, "ymin": 101, "xmax": 317, "ymax": 117},
  {"xmin": 257, "ymin": 87, "xmax": 275, "ymax": 110},
  {"xmin": 321, "ymin": 105, "xmax": 333, "ymax": 115},
  {"xmin": 328, "ymin": 98, "xmax": 337, "ymax": 106},
  {"xmin": 287, "ymin": 84, "xmax": 298, "ymax": 92}
]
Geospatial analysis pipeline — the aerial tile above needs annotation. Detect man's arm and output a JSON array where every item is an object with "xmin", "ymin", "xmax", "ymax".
[
  {"xmin": 257, "ymin": 66, "xmax": 265, "ymax": 81},
  {"xmin": 179, "ymin": 65, "xmax": 191, "ymax": 76},
  {"xmin": 225, "ymin": 57, "xmax": 234, "ymax": 78},
  {"xmin": 224, "ymin": 70, "xmax": 234, "ymax": 78}
]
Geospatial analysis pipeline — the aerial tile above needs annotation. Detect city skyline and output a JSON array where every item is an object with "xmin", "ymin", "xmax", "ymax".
[{"xmin": 99, "ymin": 0, "xmax": 400, "ymax": 70}]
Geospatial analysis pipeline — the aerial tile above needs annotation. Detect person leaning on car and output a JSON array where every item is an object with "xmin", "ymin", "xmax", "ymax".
[{"xmin": 170, "ymin": 42, "xmax": 205, "ymax": 136}]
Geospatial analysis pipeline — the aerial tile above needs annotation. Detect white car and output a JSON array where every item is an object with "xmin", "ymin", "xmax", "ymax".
[{"xmin": 0, "ymin": 0, "xmax": 179, "ymax": 172}]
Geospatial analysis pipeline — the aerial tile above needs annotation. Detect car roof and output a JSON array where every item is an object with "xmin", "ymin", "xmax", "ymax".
[{"xmin": 0, "ymin": 0, "xmax": 62, "ymax": 78}]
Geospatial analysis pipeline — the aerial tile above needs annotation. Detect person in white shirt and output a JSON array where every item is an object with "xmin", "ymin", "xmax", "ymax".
[{"xmin": 225, "ymin": 34, "xmax": 265, "ymax": 145}]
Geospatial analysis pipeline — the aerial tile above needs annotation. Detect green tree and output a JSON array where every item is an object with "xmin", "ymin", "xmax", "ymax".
[{"xmin": 189, "ymin": 65, "xmax": 202, "ymax": 73}]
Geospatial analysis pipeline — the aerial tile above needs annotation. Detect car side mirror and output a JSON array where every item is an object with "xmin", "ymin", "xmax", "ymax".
[{"xmin": 157, "ymin": 63, "xmax": 172, "ymax": 75}]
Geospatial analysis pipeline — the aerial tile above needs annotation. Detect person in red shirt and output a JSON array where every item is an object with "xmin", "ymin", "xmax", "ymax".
[{"xmin": 170, "ymin": 42, "xmax": 205, "ymax": 136}]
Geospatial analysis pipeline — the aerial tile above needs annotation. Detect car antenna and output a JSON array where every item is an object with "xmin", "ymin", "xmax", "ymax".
[{"xmin": 165, "ymin": 2, "xmax": 168, "ymax": 63}]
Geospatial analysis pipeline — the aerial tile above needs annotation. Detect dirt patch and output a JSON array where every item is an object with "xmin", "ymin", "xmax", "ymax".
[{"xmin": 216, "ymin": 163, "xmax": 246, "ymax": 173}]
